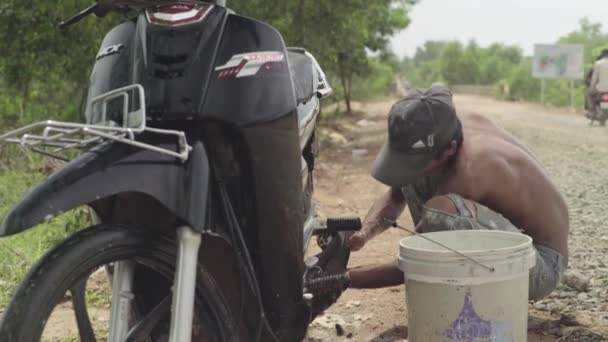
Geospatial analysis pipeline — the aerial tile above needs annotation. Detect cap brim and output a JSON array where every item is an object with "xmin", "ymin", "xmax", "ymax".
[{"xmin": 371, "ymin": 141, "xmax": 433, "ymax": 187}]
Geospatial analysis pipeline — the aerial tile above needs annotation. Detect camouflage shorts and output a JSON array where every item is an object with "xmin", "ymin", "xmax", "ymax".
[{"xmin": 419, "ymin": 193, "xmax": 566, "ymax": 300}]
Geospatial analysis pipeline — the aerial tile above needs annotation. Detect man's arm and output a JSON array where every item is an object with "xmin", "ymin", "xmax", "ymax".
[
  {"xmin": 348, "ymin": 187, "xmax": 406, "ymax": 251},
  {"xmin": 348, "ymin": 260, "xmax": 404, "ymax": 288}
]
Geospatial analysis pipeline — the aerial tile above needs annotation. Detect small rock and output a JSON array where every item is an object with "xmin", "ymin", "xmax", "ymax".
[
  {"xmin": 356, "ymin": 119, "xmax": 371, "ymax": 127},
  {"xmin": 577, "ymin": 293, "xmax": 589, "ymax": 301},
  {"xmin": 558, "ymin": 327, "xmax": 606, "ymax": 341},
  {"xmin": 345, "ymin": 300, "xmax": 361, "ymax": 309},
  {"xmin": 351, "ymin": 149, "xmax": 368, "ymax": 160},
  {"xmin": 351, "ymin": 313, "xmax": 373, "ymax": 327},
  {"xmin": 534, "ymin": 302, "xmax": 547, "ymax": 310},
  {"xmin": 547, "ymin": 301, "xmax": 567, "ymax": 313},
  {"xmin": 600, "ymin": 236, "xmax": 608, "ymax": 241},
  {"xmin": 328, "ymin": 132, "xmax": 348, "ymax": 145},
  {"xmin": 563, "ymin": 270, "xmax": 591, "ymax": 292},
  {"xmin": 335, "ymin": 323, "xmax": 345, "ymax": 336},
  {"xmin": 310, "ymin": 314, "xmax": 347, "ymax": 330}
]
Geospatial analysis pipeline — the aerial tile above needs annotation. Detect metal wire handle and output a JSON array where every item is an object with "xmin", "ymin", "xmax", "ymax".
[{"xmin": 385, "ymin": 218, "xmax": 496, "ymax": 272}]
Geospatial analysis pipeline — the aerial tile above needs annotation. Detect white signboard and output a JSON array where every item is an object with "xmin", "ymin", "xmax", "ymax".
[{"xmin": 533, "ymin": 44, "xmax": 584, "ymax": 80}]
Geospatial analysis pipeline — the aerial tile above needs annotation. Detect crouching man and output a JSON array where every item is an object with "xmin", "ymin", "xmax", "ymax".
[{"xmin": 347, "ymin": 85, "xmax": 569, "ymax": 300}]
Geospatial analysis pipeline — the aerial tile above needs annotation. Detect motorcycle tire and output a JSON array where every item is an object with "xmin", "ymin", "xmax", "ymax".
[{"xmin": 0, "ymin": 224, "xmax": 235, "ymax": 342}]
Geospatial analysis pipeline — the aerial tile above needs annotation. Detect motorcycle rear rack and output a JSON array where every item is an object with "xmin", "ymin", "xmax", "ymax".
[{"xmin": 0, "ymin": 84, "xmax": 192, "ymax": 162}]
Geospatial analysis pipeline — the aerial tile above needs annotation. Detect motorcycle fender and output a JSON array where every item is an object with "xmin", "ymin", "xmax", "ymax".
[{"xmin": 0, "ymin": 140, "xmax": 210, "ymax": 237}]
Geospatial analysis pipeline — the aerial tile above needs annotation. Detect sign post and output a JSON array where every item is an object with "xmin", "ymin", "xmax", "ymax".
[
  {"xmin": 570, "ymin": 80, "xmax": 575, "ymax": 110},
  {"xmin": 533, "ymin": 44, "xmax": 584, "ymax": 108},
  {"xmin": 541, "ymin": 79, "xmax": 545, "ymax": 104}
]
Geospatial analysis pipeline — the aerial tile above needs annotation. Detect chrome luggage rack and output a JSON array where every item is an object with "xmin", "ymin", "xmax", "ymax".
[{"xmin": 0, "ymin": 84, "xmax": 192, "ymax": 162}]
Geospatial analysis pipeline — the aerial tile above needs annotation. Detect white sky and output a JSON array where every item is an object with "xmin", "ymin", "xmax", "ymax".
[{"xmin": 390, "ymin": 0, "xmax": 608, "ymax": 57}]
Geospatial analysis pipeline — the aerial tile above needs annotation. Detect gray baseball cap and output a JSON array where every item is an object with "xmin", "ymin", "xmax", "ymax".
[{"xmin": 371, "ymin": 85, "xmax": 460, "ymax": 187}]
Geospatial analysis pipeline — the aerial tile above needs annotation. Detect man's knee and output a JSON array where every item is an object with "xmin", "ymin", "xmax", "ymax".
[
  {"xmin": 425, "ymin": 195, "xmax": 476, "ymax": 216},
  {"xmin": 425, "ymin": 195, "xmax": 458, "ymax": 214},
  {"xmin": 420, "ymin": 195, "xmax": 478, "ymax": 233}
]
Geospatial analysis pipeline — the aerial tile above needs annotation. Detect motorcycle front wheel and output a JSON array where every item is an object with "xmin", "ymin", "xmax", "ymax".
[{"xmin": 0, "ymin": 224, "xmax": 235, "ymax": 342}]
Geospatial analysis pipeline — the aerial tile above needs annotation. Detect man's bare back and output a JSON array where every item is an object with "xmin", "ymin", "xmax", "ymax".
[{"xmin": 439, "ymin": 113, "xmax": 569, "ymax": 258}]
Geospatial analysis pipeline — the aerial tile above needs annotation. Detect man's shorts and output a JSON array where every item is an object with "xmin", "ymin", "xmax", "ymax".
[{"xmin": 418, "ymin": 193, "xmax": 566, "ymax": 300}]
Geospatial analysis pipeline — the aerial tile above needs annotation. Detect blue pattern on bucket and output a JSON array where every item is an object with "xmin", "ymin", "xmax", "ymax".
[{"xmin": 442, "ymin": 289, "xmax": 513, "ymax": 342}]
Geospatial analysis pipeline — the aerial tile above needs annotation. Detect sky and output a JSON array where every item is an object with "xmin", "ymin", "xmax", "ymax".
[{"xmin": 390, "ymin": 0, "xmax": 608, "ymax": 57}]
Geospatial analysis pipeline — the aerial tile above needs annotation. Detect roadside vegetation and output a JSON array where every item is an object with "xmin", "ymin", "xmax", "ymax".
[{"xmin": 400, "ymin": 18, "xmax": 608, "ymax": 108}]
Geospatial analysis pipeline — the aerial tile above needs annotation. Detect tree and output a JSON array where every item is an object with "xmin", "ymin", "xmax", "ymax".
[
  {"xmin": 0, "ymin": 1, "xmax": 120, "ymax": 118},
  {"xmin": 439, "ymin": 41, "xmax": 466, "ymax": 85}
]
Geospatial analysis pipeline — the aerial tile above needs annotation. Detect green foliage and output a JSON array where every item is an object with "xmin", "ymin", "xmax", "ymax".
[
  {"xmin": 402, "ymin": 40, "xmax": 524, "ymax": 88},
  {"xmin": 500, "ymin": 59, "xmax": 539, "ymax": 101},
  {"xmin": 0, "ymin": 1, "xmax": 121, "ymax": 130},
  {"xmin": 402, "ymin": 18, "xmax": 607, "ymax": 109},
  {"xmin": 351, "ymin": 58, "xmax": 395, "ymax": 101}
]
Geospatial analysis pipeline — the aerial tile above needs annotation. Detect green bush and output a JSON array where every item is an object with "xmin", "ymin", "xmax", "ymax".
[
  {"xmin": 351, "ymin": 58, "xmax": 395, "ymax": 101},
  {"xmin": 401, "ymin": 18, "xmax": 608, "ymax": 110},
  {"xmin": 503, "ymin": 60, "xmax": 539, "ymax": 101}
]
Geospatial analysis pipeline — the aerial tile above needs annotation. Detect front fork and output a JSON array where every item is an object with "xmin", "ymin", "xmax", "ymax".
[
  {"xmin": 168, "ymin": 226, "xmax": 202, "ymax": 342},
  {"xmin": 107, "ymin": 226, "xmax": 202, "ymax": 342}
]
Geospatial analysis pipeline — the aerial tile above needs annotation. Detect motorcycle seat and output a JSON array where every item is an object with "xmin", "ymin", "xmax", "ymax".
[{"xmin": 287, "ymin": 48, "xmax": 319, "ymax": 105}]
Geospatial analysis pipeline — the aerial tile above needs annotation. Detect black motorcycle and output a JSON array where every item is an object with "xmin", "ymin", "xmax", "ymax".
[
  {"xmin": 587, "ymin": 92, "xmax": 608, "ymax": 126},
  {"xmin": 0, "ymin": 1, "xmax": 359, "ymax": 341}
]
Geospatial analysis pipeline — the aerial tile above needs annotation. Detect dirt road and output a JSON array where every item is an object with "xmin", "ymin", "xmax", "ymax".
[{"xmin": 306, "ymin": 94, "xmax": 608, "ymax": 341}]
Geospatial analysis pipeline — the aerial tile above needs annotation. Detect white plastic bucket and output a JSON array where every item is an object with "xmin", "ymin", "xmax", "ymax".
[{"xmin": 398, "ymin": 230, "xmax": 536, "ymax": 342}]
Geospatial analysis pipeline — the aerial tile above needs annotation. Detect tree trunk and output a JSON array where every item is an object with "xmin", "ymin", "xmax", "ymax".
[
  {"xmin": 338, "ymin": 53, "xmax": 352, "ymax": 115},
  {"xmin": 295, "ymin": 0, "xmax": 305, "ymax": 45},
  {"xmin": 345, "ymin": 74, "xmax": 353, "ymax": 114}
]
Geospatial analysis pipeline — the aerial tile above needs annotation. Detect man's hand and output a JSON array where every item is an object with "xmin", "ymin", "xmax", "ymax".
[
  {"xmin": 348, "ymin": 231, "xmax": 367, "ymax": 251},
  {"xmin": 349, "ymin": 188, "xmax": 406, "ymax": 251}
]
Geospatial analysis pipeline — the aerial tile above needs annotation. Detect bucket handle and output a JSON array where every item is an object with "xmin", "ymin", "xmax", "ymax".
[{"xmin": 385, "ymin": 218, "xmax": 496, "ymax": 273}]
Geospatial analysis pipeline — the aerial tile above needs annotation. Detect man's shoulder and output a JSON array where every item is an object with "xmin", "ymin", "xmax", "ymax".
[
  {"xmin": 461, "ymin": 112, "xmax": 491, "ymax": 123},
  {"xmin": 596, "ymin": 58, "xmax": 608, "ymax": 66},
  {"xmin": 466, "ymin": 146, "xmax": 509, "ymax": 171},
  {"xmin": 459, "ymin": 139, "xmax": 515, "ymax": 183}
]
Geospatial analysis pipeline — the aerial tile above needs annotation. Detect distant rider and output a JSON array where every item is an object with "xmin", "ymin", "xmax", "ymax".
[{"xmin": 587, "ymin": 49, "xmax": 608, "ymax": 113}]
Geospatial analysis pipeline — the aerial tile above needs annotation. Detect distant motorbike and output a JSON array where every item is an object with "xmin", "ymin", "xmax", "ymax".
[
  {"xmin": 0, "ymin": 1, "xmax": 359, "ymax": 341},
  {"xmin": 587, "ymin": 93, "xmax": 608, "ymax": 126}
]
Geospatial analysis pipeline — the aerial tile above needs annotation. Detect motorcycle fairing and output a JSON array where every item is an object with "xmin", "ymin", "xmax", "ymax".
[{"xmin": 85, "ymin": 7, "xmax": 297, "ymax": 126}]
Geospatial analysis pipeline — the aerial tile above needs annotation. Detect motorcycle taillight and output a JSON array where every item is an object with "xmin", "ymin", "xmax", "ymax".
[
  {"xmin": 602, "ymin": 94, "xmax": 608, "ymax": 102},
  {"xmin": 146, "ymin": 3, "xmax": 213, "ymax": 27}
]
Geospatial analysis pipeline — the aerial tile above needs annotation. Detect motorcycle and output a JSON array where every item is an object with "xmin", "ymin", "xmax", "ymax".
[
  {"xmin": 588, "ymin": 93, "xmax": 608, "ymax": 126},
  {"xmin": 0, "ymin": 1, "xmax": 359, "ymax": 341}
]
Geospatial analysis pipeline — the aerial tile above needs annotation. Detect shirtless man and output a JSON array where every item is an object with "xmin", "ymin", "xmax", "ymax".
[{"xmin": 347, "ymin": 85, "xmax": 569, "ymax": 300}]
